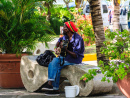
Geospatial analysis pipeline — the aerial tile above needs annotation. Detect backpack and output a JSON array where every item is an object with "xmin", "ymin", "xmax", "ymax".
[{"xmin": 36, "ymin": 50, "xmax": 56, "ymax": 67}]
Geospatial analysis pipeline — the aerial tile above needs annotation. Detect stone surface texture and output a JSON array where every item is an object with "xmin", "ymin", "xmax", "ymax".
[{"xmin": 20, "ymin": 55, "xmax": 113, "ymax": 96}]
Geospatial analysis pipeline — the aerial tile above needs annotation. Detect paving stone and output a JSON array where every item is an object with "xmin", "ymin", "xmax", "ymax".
[{"xmin": 0, "ymin": 88, "xmax": 127, "ymax": 98}]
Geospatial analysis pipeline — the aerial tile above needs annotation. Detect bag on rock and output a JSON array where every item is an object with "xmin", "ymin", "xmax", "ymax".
[{"xmin": 36, "ymin": 50, "xmax": 56, "ymax": 67}]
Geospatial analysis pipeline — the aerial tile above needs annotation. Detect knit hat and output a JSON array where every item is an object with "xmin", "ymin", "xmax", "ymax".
[{"xmin": 65, "ymin": 21, "xmax": 78, "ymax": 32}]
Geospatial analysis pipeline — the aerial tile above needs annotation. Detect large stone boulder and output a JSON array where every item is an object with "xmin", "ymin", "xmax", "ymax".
[{"xmin": 20, "ymin": 55, "xmax": 113, "ymax": 96}]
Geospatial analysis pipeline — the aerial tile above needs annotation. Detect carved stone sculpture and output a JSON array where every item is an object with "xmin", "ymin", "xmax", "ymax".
[{"xmin": 20, "ymin": 55, "xmax": 113, "ymax": 96}]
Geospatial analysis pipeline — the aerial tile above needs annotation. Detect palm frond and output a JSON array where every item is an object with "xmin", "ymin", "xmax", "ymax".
[{"xmin": 0, "ymin": 0, "xmax": 55, "ymax": 53}]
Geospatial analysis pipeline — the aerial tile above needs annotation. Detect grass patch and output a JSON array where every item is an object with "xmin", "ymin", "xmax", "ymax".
[
  {"xmin": 84, "ymin": 37, "xmax": 112, "ymax": 54},
  {"xmin": 84, "ymin": 44, "xmax": 96, "ymax": 54}
]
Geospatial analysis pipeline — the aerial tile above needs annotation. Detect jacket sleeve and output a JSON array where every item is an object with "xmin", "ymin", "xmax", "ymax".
[{"xmin": 73, "ymin": 38, "xmax": 84, "ymax": 58}]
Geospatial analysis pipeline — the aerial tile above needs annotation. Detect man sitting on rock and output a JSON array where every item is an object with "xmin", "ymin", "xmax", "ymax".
[{"xmin": 42, "ymin": 21, "xmax": 84, "ymax": 96}]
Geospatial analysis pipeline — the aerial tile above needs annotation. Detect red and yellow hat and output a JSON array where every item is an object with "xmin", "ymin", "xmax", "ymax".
[{"xmin": 65, "ymin": 21, "xmax": 78, "ymax": 32}]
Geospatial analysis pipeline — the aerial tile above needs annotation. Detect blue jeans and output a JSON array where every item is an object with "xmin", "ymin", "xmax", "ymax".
[{"xmin": 48, "ymin": 56, "xmax": 75, "ymax": 90}]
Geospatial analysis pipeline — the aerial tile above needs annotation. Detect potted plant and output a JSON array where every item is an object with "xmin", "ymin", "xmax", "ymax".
[
  {"xmin": 80, "ymin": 29, "xmax": 130, "ymax": 98},
  {"xmin": 0, "ymin": 0, "xmax": 54, "ymax": 88}
]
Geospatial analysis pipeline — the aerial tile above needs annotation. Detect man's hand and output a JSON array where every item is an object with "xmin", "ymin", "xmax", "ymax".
[
  {"xmin": 54, "ymin": 47, "xmax": 61, "ymax": 56},
  {"xmin": 60, "ymin": 41, "xmax": 67, "ymax": 51}
]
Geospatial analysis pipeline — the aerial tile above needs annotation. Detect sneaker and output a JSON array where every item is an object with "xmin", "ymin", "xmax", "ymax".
[
  {"xmin": 41, "ymin": 84, "xmax": 53, "ymax": 91},
  {"xmin": 44, "ymin": 90, "xmax": 60, "ymax": 96}
]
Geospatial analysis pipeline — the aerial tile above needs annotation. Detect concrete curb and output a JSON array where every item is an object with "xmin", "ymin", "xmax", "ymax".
[{"xmin": 82, "ymin": 53, "xmax": 97, "ymax": 61}]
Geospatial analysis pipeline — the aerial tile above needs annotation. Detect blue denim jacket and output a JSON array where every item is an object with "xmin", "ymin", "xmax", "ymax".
[{"xmin": 58, "ymin": 33, "xmax": 84, "ymax": 64}]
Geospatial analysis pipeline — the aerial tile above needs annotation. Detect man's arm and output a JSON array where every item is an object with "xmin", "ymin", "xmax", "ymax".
[
  {"xmin": 65, "ymin": 38, "xmax": 84, "ymax": 59},
  {"xmin": 55, "ymin": 41, "xmax": 60, "ymax": 48},
  {"xmin": 54, "ymin": 42, "xmax": 61, "ymax": 56},
  {"xmin": 55, "ymin": 37, "xmax": 63, "ymax": 48},
  {"xmin": 59, "ymin": 42, "xmax": 77, "ymax": 58},
  {"xmin": 65, "ymin": 48, "xmax": 77, "ymax": 58}
]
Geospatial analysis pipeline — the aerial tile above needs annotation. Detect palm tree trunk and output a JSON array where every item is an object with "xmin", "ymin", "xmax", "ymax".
[
  {"xmin": 113, "ymin": 0, "xmax": 120, "ymax": 31},
  {"xmin": 63, "ymin": 0, "xmax": 74, "ymax": 16},
  {"xmin": 89, "ymin": 0, "xmax": 109, "ymax": 65},
  {"xmin": 45, "ymin": 2, "xmax": 51, "ymax": 21},
  {"xmin": 75, "ymin": 0, "xmax": 82, "ymax": 14},
  {"xmin": 63, "ymin": 0, "xmax": 70, "ymax": 10},
  {"xmin": 44, "ymin": 0, "xmax": 55, "ymax": 22},
  {"xmin": 75, "ymin": 0, "xmax": 81, "ymax": 8}
]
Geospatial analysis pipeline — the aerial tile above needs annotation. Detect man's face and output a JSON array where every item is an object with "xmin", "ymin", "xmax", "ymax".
[{"xmin": 63, "ymin": 24, "xmax": 69, "ymax": 35}]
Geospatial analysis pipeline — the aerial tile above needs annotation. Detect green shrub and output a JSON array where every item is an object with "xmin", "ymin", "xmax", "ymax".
[
  {"xmin": 0, "ymin": 0, "xmax": 55, "ymax": 54},
  {"xmin": 80, "ymin": 29, "xmax": 130, "ymax": 83},
  {"xmin": 50, "ymin": 7, "xmax": 74, "ymax": 35}
]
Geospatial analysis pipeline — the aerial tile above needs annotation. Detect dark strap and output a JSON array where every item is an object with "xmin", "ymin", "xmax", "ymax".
[{"xmin": 59, "ymin": 56, "xmax": 65, "ymax": 66}]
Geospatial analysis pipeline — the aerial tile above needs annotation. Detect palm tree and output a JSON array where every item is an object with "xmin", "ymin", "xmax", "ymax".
[
  {"xmin": 89, "ymin": 0, "xmax": 109, "ymax": 65},
  {"xmin": 75, "ymin": 0, "xmax": 82, "ymax": 8},
  {"xmin": 113, "ymin": 0, "xmax": 120, "ymax": 31},
  {"xmin": 63, "ymin": 0, "xmax": 70, "ymax": 10},
  {"xmin": 75, "ymin": 0, "xmax": 84, "ymax": 14},
  {"xmin": 43, "ymin": 0, "xmax": 56, "ymax": 21}
]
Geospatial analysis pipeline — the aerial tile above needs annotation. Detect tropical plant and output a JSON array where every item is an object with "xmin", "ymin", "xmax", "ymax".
[
  {"xmin": 50, "ymin": 7, "xmax": 74, "ymax": 34},
  {"xmin": 75, "ymin": 14, "xmax": 95, "ymax": 45},
  {"xmin": 0, "ymin": 0, "xmax": 55, "ymax": 54},
  {"xmin": 80, "ymin": 29, "xmax": 130, "ymax": 83}
]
